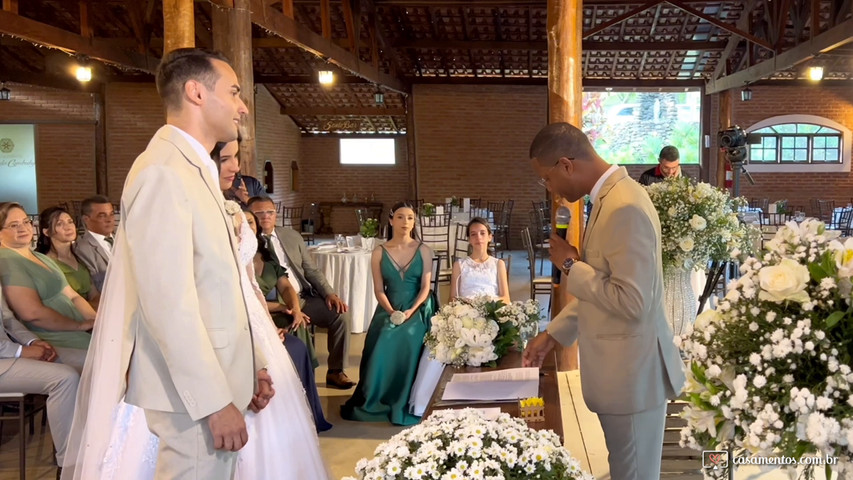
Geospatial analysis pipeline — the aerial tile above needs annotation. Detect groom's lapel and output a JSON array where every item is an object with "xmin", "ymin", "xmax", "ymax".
[{"xmin": 582, "ymin": 167, "xmax": 628, "ymax": 247}]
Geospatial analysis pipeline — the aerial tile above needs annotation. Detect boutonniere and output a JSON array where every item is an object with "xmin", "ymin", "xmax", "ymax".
[{"xmin": 224, "ymin": 200, "xmax": 241, "ymax": 216}]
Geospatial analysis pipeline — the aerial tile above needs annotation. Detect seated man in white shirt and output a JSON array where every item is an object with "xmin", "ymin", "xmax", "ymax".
[
  {"xmin": 74, "ymin": 195, "xmax": 115, "ymax": 291},
  {"xmin": 0, "ymin": 283, "xmax": 79, "ymax": 475}
]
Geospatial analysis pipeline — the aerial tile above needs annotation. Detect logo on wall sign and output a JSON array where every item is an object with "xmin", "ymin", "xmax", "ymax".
[{"xmin": 0, "ymin": 138, "xmax": 13, "ymax": 153}]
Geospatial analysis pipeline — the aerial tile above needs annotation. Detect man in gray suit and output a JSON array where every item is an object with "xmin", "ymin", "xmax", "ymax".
[
  {"xmin": 0, "ymin": 284, "xmax": 79, "ymax": 472},
  {"xmin": 523, "ymin": 123, "xmax": 685, "ymax": 480},
  {"xmin": 248, "ymin": 196, "xmax": 355, "ymax": 389},
  {"xmin": 74, "ymin": 195, "xmax": 115, "ymax": 291}
]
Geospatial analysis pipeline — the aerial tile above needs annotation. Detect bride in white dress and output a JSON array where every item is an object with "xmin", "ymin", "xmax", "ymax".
[{"xmin": 62, "ymin": 141, "xmax": 329, "ymax": 480}]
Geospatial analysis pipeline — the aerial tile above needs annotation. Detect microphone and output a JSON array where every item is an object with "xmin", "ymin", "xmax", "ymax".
[{"xmin": 551, "ymin": 206, "xmax": 572, "ymax": 285}]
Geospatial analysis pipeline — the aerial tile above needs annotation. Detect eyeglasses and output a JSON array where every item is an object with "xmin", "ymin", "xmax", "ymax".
[
  {"xmin": 537, "ymin": 160, "xmax": 562, "ymax": 188},
  {"xmin": 254, "ymin": 210, "xmax": 276, "ymax": 217},
  {"xmin": 1, "ymin": 219, "xmax": 33, "ymax": 231}
]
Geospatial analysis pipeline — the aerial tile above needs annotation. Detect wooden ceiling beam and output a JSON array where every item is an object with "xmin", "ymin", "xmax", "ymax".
[
  {"xmin": 0, "ymin": 9, "xmax": 158, "ymax": 72},
  {"xmin": 405, "ymin": 76, "xmax": 706, "ymax": 87},
  {"xmin": 2, "ymin": 0, "xmax": 17, "ymax": 14},
  {"xmin": 665, "ymin": 0, "xmax": 774, "ymax": 51},
  {"xmin": 248, "ymin": 0, "xmax": 407, "ymax": 93},
  {"xmin": 255, "ymin": 74, "xmax": 371, "ymax": 83},
  {"xmin": 583, "ymin": 0, "xmax": 665, "ymax": 39},
  {"xmin": 706, "ymin": 16, "xmax": 853, "ymax": 94},
  {"xmin": 3, "ymin": 66, "xmax": 103, "ymax": 92},
  {"xmin": 394, "ymin": 39, "xmax": 727, "ymax": 50},
  {"xmin": 281, "ymin": 106, "xmax": 406, "ymax": 115},
  {"xmin": 369, "ymin": 0, "xmax": 719, "ymax": 5},
  {"xmin": 711, "ymin": 0, "xmax": 758, "ymax": 80}
]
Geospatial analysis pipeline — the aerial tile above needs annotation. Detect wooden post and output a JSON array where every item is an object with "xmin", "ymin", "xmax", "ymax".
[
  {"xmin": 212, "ymin": 0, "xmax": 257, "ymax": 177},
  {"xmin": 547, "ymin": 0, "xmax": 582, "ymax": 371},
  {"xmin": 406, "ymin": 94, "xmax": 418, "ymax": 199},
  {"xmin": 716, "ymin": 90, "xmax": 732, "ymax": 189},
  {"xmin": 93, "ymin": 87, "xmax": 108, "ymax": 197},
  {"xmin": 162, "ymin": 0, "xmax": 194, "ymax": 55}
]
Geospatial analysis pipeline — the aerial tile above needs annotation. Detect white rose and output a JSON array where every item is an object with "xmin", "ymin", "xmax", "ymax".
[
  {"xmin": 689, "ymin": 214, "xmax": 707, "ymax": 231},
  {"xmin": 694, "ymin": 309, "xmax": 722, "ymax": 330},
  {"xmin": 668, "ymin": 206, "xmax": 677, "ymax": 217},
  {"xmin": 679, "ymin": 237, "xmax": 695, "ymax": 252},
  {"xmin": 757, "ymin": 258, "xmax": 811, "ymax": 304}
]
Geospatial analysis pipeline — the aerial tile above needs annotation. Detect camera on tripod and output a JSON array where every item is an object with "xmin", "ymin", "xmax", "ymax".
[{"xmin": 718, "ymin": 125, "xmax": 760, "ymax": 164}]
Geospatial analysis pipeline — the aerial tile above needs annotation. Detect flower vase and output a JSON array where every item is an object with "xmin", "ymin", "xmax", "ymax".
[
  {"xmin": 361, "ymin": 236, "xmax": 375, "ymax": 251},
  {"xmin": 663, "ymin": 267, "xmax": 696, "ymax": 337}
]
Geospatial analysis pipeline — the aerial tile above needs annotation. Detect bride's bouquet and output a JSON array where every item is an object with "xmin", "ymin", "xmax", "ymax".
[
  {"xmin": 342, "ymin": 408, "xmax": 594, "ymax": 480},
  {"xmin": 425, "ymin": 297, "xmax": 541, "ymax": 367}
]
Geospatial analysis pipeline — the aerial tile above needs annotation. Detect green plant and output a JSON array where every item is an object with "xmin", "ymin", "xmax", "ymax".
[
  {"xmin": 359, "ymin": 218, "xmax": 379, "ymax": 238},
  {"xmin": 421, "ymin": 203, "xmax": 435, "ymax": 217}
]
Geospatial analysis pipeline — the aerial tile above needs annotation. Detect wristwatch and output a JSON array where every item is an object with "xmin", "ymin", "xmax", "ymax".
[{"xmin": 561, "ymin": 257, "xmax": 576, "ymax": 276}]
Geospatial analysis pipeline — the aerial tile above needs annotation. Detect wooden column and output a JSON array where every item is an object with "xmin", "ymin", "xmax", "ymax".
[
  {"xmin": 162, "ymin": 0, "xmax": 194, "ymax": 55},
  {"xmin": 406, "ymin": 94, "xmax": 418, "ymax": 199},
  {"xmin": 212, "ymin": 0, "xmax": 257, "ymax": 177},
  {"xmin": 547, "ymin": 0, "xmax": 582, "ymax": 371},
  {"xmin": 716, "ymin": 90, "xmax": 732, "ymax": 189},
  {"xmin": 93, "ymin": 87, "xmax": 108, "ymax": 197}
]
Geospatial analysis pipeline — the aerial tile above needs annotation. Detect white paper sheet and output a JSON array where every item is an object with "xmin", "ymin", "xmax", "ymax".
[
  {"xmin": 440, "ymin": 368, "xmax": 540, "ymax": 401},
  {"xmin": 434, "ymin": 407, "xmax": 502, "ymax": 420},
  {"xmin": 449, "ymin": 367, "xmax": 539, "ymax": 383}
]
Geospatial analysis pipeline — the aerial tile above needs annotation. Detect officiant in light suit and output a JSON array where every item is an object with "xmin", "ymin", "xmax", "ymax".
[{"xmin": 522, "ymin": 122, "xmax": 685, "ymax": 480}]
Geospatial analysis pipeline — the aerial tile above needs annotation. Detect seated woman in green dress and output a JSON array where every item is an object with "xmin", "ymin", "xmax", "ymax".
[
  {"xmin": 35, "ymin": 206, "xmax": 100, "ymax": 310},
  {"xmin": 0, "ymin": 202, "xmax": 94, "ymax": 365},
  {"xmin": 341, "ymin": 201, "xmax": 436, "ymax": 426}
]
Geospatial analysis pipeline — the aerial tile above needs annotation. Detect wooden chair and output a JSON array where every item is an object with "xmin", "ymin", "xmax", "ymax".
[
  {"xmin": 521, "ymin": 227, "xmax": 552, "ymax": 301},
  {"xmin": 816, "ymin": 199, "xmax": 836, "ymax": 225},
  {"xmin": 0, "ymin": 393, "xmax": 48, "ymax": 480},
  {"xmin": 493, "ymin": 199, "xmax": 513, "ymax": 250},
  {"xmin": 420, "ymin": 212, "xmax": 452, "ymax": 267},
  {"xmin": 452, "ymin": 223, "xmax": 470, "ymax": 262},
  {"xmin": 280, "ymin": 206, "xmax": 303, "ymax": 230},
  {"xmin": 301, "ymin": 203, "xmax": 317, "ymax": 245},
  {"xmin": 748, "ymin": 197, "xmax": 769, "ymax": 211},
  {"xmin": 528, "ymin": 209, "xmax": 550, "ymax": 275}
]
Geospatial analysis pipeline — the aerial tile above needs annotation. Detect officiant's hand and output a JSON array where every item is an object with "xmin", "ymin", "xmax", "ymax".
[
  {"xmin": 522, "ymin": 332, "xmax": 560, "ymax": 368},
  {"xmin": 249, "ymin": 369, "xmax": 275, "ymax": 413},
  {"xmin": 548, "ymin": 234, "xmax": 579, "ymax": 268},
  {"xmin": 208, "ymin": 403, "xmax": 248, "ymax": 451}
]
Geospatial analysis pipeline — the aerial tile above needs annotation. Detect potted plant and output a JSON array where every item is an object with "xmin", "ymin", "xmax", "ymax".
[
  {"xmin": 359, "ymin": 218, "xmax": 379, "ymax": 250},
  {"xmin": 421, "ymin": 203, "xmax": 436, "ymax": 217}
]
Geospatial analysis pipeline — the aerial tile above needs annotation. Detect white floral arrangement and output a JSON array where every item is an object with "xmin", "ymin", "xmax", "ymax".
[
  {"xmin": 425, "ymin": 297, "xmax": 541, "ymax": 367},
  {"xmin": 678, "ymin": 218, "xmax": 853, "ymax": 477},
  {"xmin": 645, "ymin": 177, "xmax": 758, "ymax": 272},
  {"xmin": 223, "ymin": 199, "xmax": 243, "ymax": 233},
  {"xmin": 342, "ymin": 408, "xmax": 593, "ymax": 480},
  {"xmin": 390, "ymin": 310, "xmax": 406, "ymax": 326}
]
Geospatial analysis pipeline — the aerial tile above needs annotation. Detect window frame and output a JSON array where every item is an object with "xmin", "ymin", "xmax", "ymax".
[
  {"xmin": 744, "ymin": 115, "xmax": 851, "ymax": 173},
  {"xmin": 338, "ymin": 137, "xmax": 397, "ymax": 166}
]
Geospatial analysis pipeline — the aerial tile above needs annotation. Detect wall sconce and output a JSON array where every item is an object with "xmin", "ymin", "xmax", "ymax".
[
  {"xmin": 0, "ymin": 83, "xmax": 10, "ymax": 101},
  {"xmin": 808, "ymin": 66, "xmax": 824, "ymax": 81},
  {"xmin": 740, "ymin": 86, "xmax": 753, "ymax": 102},
  {"xmin": 318, "ymin": 70, "xmax": 334, "ymax": 85},
  {"xmin": 374, "ymin": 88, "xmax": 384, "ymax": 105},
  {"xmin": 75, "ymin": 56, "xmax": 92, "ymax": 83}
]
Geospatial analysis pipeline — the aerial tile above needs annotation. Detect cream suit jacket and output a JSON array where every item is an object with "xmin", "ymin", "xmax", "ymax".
[
  {"xmin": 548, "ymin": 167, "xmax": 686, "ymax": 415},
  {"xmin": 118, "ymin": 125, "xmax": 260, "ymax": 421}
]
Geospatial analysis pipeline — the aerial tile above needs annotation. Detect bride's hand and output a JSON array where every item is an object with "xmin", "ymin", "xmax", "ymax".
[{"xmin": 276, "ymin": 328, "xmax": 286, "ymax": 342}]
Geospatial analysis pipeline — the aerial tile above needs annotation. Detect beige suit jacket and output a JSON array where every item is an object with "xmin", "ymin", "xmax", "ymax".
[
  {"xmin": 0, "ymin": 285, "xmax": 41, "ymax": 375},
  {"xmin": 118, "ymin": 125, "xmax": 260, "ymax": 421},
  {"xmin": 548, "ymin": 167, "xmax": 685, "ymax": 415},
  {"xmin": 74, "ymin": 231, "xmax": 110, "ymax": 291}
]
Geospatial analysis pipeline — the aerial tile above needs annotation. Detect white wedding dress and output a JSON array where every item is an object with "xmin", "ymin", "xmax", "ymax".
[{"xmin": 63, "ymin": 216, "xmax": 329, "ymax": 480}]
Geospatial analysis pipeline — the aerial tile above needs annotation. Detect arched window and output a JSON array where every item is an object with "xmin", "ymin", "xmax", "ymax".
[{"xmin": 745, "ymin": 115, "xmax": 850, "ymax": 173}]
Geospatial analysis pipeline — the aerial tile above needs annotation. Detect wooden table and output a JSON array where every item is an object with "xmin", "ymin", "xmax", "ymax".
[
  {"xmin": 423, "ymin": 350, "xmax": 564, "ymax": 441},
  {"xmin": 316, "ymin": 201, "xmax": 383, "ymax": 234}
]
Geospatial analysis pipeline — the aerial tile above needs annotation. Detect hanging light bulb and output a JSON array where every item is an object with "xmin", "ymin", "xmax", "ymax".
[
  {"xmin": 318, "ymin": 70, "xmax": 334, "ymax": 85},
  {"xmin": 75, "ymin": 65, "xmax": 92, "ymax": 82},
  {"xmin": 740, "ymin": 86, "xmax": 752, "ymax": 102},
  {"xmin": 808, "ymin": 66, "xmax": 824, "ymax": 81},
  {"xmin": 0, "ymin": 82, "xmax": 10, "ymax": 101}
]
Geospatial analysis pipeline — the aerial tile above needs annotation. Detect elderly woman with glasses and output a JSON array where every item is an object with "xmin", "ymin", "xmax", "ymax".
[{"xmin": 0, "ymin": 202, "xmax": 93, "ymax": 372}]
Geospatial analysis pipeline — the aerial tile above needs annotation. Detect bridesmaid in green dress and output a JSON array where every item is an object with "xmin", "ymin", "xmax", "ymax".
[
  {"xmin": 35, "ymin": 206, "xmax": 100, "ymax": 309},
  {"xmin": 341, "ymin": 202, "xmax": 436, "ymax": 426},
  {"xmin": 0, "ymin": 202, "xmax": 94, "ymax": 350}
]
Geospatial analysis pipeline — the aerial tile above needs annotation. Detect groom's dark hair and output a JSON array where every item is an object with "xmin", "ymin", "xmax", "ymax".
[
  {"xmin": 156, "ymin": 48, "xmax": 231, "ymax": 112},
  {"xmin": 529, "ymin": 122, "xmax": 594, "ymax": 163}
]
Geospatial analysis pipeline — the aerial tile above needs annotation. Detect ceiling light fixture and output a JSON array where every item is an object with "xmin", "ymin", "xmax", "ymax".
[
  {"xmin": 741, "ymin": 86, "xmax": 753, "ymax": 102},
  {"xmin": 808, "ymin": 66, "xmax": 824, "ymax": 81},
  {"xmin": 318, "ymin": 70, "xmax": 334, "ymax": 85},
  {"xmin": 374, "ymin": 87, "xmax": 384, "ymax": 105},
  {"xmin": 0, "ymin": 83, "xmax": 10, "ymax": 101},
  {"xmin": 75, "ymin": 56, "xmax": 92, "ymax": 82}
]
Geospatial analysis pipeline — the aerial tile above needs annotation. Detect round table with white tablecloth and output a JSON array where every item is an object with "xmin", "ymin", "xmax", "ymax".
[{"xmin": 309, "ymin": 246, "xmax": 379, "ymax": 334}]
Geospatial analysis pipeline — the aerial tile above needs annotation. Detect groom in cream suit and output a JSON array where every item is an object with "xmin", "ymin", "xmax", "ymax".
[
  {"xmin": 523, "ymin": 123, "xmax": 685, "ymax": 480},
  {"xmin": 115, "ymin": 48, "xmax": 272, "ymax": 479}
]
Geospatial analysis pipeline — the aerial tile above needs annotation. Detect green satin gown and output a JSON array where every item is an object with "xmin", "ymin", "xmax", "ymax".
[{"xmin": 341, "ymin": 246, "xmax": 436, "ymax": 426}]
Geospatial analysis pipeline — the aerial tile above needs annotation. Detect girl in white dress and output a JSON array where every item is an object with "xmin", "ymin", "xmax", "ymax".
[
  {"xmin": 449, "ymin": 217, "xmax": 511, "ymax": 303},
  {"xmin": 61, "ymin": 141, "xmax": 329, "ymax": 480}
]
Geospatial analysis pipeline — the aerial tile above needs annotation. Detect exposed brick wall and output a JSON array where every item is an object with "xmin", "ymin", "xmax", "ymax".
[
  {"xmin": 299, "ymin": 136, "xmax": 410, "ymax": 234},
  {"xmin": 255, "ymin": 85, "xmax": 301, "ymax": 210},
  {"xmin": 104, "ymin": 83, "xmax": 164, "ymax": 201},
  {"xmin": 709, "ymin": 85, "xmax": 853, "ymax": 215},
  {"xmin": 0, "ymin": 83, "xmax": 96, "ymax": 211},
  {"xmin": 412, "ymin": 84, "xmax": 549, "ymax": 249}
]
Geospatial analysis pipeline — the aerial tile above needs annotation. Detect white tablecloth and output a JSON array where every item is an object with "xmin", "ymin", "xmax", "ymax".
[{"xmin": 309, "ymin": 248, "xmax": 378, "ymax": 334}]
